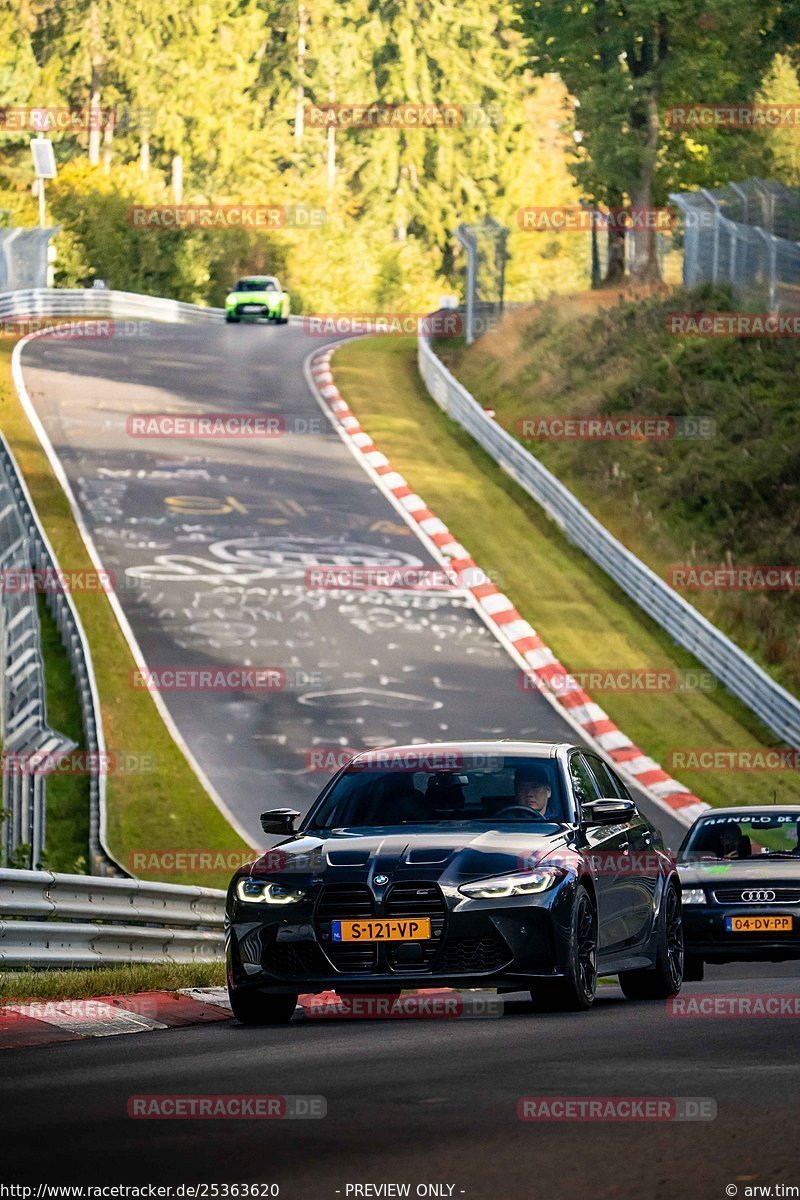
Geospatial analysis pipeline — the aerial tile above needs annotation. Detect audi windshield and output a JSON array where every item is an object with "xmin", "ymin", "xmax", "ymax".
[
  {"xmin": 679, "ymin": 812, "xmax": 800, "ymax": 861},
  {"xmin": 306, "ymin": 756, "xmax": 569, "ymax": 829}
]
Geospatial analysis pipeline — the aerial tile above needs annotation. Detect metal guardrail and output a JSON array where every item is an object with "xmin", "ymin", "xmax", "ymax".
[
  {"xmin": 0, "ymin": 286, "xmax": 224, "ymax": 324},
  {"xmin": 0, "ymin": 868, "xmax": 225, "ymax": 967},
  {"xmin": 417, "ymin": 334, "xmax": 800, "ymax": 750},
  {"xmin": 0, "ymin": 441, "xmax": 78, "ymax": 870}
]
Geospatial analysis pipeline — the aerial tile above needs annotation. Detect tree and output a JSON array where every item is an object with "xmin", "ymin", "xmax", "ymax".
[
  {"xmin": 516, "ymin": 1, "xmax": 790, "ymax": 282},
  {"xmin": 757, "ymin": 52, "xmax": 800, "ymax": 185}
]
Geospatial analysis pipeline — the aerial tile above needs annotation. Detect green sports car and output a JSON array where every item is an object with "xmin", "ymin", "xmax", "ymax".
[{"xmin": 225, "ymin": 275, "xmax": 291, "ymax": 324}]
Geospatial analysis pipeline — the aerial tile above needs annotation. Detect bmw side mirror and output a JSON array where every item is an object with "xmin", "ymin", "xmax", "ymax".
[
  {"xmin": 260, "ymin": 808, "xmax": 300, "ymax": 835},
  {"xmin": 582, "ymin": 798, "xmax": 636, "ymax": 825}
]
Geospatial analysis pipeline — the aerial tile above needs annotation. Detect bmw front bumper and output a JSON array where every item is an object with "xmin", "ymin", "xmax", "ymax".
[{"xmin": 226, "ymin": 880, "xmax": 578, "ymax": 996}]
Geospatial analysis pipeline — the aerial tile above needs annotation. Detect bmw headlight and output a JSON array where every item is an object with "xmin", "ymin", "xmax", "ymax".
[
  {"xmin": 681, "ymin": 887, "xmax": 706, "ymax": 905},
  {"xmin": 236, "ymin": 878, "xmax": 306, "ymax": 905},
  {"xmin": 459, "ymin": 867, "xmax": 565, "ymax": 900}
]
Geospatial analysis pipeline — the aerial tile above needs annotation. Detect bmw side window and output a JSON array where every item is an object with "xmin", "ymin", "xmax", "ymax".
[
  {"xmin": 585, "ymin": 754, "xmax": 622, "ymax": 800},
  {"xmin": 608, "ymin": 766, "xmax": 634, "ymax": 803},
  {"xmin": 569, "ymin": 754, "xmax": 602, "ymax": 805}
]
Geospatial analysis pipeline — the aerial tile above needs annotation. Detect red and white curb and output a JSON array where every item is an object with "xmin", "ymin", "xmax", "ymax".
[
  {"xmin": 0, "ymin": 988, "xmax": 233, "ymax": 1050},
  {"xmin": 307, "ymin": 346, "xmax": 709, "ymax": 829},
  {"xmin": 0, "ymin": 988, "xmax": 479, "ymax": 1049}
]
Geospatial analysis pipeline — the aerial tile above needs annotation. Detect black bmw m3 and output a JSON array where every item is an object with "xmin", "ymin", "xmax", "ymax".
[{"xmin": 226, "ymin": 741, "xmax": 684, "ymax": 1023}]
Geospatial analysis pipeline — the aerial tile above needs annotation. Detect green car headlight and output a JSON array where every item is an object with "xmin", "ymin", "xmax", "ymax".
[
  {"xmin": 681, "ymin": 888, "xmax": 706, "ymax": 905},
  {"xmin": 236, "ymin": 878, "xmax": 306, "ymax": 905},
  {"xmin": 459, "ymin": 867, "xmax": 565, "ymax": 900}
]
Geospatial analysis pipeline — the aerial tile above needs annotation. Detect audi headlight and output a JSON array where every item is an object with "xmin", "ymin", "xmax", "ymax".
[
  {"xmin": 236, "ymin": 878, "xmax": 306, "ymax": 905},
  {"xmin": 681, "ymin": 887, "xmax": 706, "ymax": 905},
  {"xmin": 459, "ymin": 867, "xmax": 565, "ymax": 900}
]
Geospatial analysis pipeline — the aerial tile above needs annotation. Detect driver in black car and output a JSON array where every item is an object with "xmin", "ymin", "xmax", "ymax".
[{"xmin": 496, "ymin": 765, "xmax": 554, "ymax": 819}]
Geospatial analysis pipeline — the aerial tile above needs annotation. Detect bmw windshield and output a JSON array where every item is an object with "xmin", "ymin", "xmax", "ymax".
[{"xmin": 305, "ymin": 755, "xmax": 570, "ymax": 830}]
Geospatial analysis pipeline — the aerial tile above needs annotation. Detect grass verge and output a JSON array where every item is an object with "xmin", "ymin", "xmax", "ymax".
[
  {"xmin": 332, "ymin": 335, "xmax": 800, "ymax": 810},
  {"xmin": 36, "ymin": 593, "xmax": 90, "ymax": 873},
  {"xmin": 0, "ymin": 337, "xmax": 252, "ymax": 887},
  {"xmin": 439, "ymin": 286, "xmax": 800, "ymax": 698},
  {"xmin": 0, "ymin": 962, "xmax": 225, "ymax": 1002}
]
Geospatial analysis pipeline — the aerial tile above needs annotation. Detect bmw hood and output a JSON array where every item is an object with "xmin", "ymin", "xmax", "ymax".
[{"xmin": 245, "ymin": 827, "xmax": 574, "ymax": 888}]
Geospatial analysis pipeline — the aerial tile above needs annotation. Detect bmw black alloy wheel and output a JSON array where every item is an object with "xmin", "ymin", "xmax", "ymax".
[
  {"xmin": 531, "ymin": 883, "xmax": 597, "ymax": 1012},
  {"xmin": 574, "ymin": 889, "xmax": 598, "ymax": 1002}
]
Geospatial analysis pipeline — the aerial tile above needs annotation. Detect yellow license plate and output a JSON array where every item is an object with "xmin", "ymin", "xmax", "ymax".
[
  {"xmin": 725, "ymin": 915, "xmax": 793, "ymax": 933},
  {"xmin": 331, "ymin": 918, "xmax": 432, "ymax": 942}
]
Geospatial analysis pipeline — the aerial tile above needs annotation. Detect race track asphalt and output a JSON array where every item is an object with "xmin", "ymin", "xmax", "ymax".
[
  {"xmin": 8, "ymin": 321, "xmax": 799, "ymax": 1198},
  {"xmin": 1, "ymin": 964, "xmax": 798, "ymax": 1197},
  {"xmin": 19, "ymin": 322, "xmax": 687, "ymax": 847}
]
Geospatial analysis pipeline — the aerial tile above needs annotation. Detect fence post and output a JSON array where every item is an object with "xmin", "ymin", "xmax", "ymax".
[
  {"xmin": 455, "ymin": 224, "xmax": 478, "ymax": 345},
  {"xmin": 700, "ymin": 189, "xmax": 721, "ymax": 284},
  {"xmin": 755, "ymin": 228, "xmax": 778, "ymax": 313}
]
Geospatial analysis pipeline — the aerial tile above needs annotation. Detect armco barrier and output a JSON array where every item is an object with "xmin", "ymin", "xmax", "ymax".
[
  {"xmin": 417, "ymin": 334, "xmax": 800, "ymax": 750},
  {"xmin": 0, "ymin": 438, "xmax": 78, "ymax": 869},
  {"xmin": 0, "ymin": 868, "xmax": 225, "ymax": 966},
  {"xmin": 0, "ymin": 286, "xmax": 224, "ymax": 324}
]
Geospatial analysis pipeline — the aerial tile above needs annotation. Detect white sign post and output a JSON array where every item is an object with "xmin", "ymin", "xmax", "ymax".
[{"xmin": 31, "ymin": 136, "xmax": 57, "ymax": 228}]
